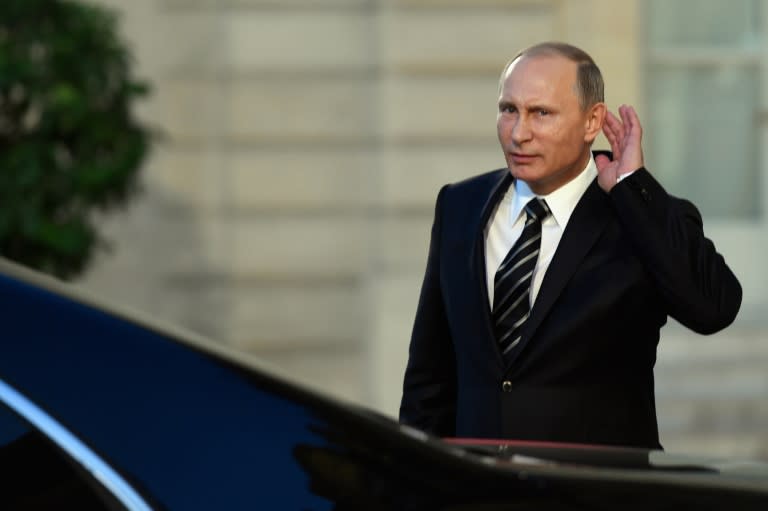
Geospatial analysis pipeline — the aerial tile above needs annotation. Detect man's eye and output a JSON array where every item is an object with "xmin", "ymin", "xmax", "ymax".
[
  {"xmin": 500, "ymin": 105, "xmax": 516, "ymax": 113},
  {"xmin": 537, "ymin": 109, "xmax": 550, "ymax": 116}
]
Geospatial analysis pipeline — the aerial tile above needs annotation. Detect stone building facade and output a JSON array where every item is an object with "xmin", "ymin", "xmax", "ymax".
[{"xmin": 80, "ymin": 0, "xmax": 768, "ymax": 459}]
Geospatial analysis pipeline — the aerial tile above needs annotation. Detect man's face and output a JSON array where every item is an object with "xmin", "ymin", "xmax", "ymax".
[{"xmin": 496, "ymin": 54, "xmax": 599, "ymax": 195}]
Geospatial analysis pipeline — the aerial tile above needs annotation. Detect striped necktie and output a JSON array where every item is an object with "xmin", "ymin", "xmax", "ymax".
[{"xmin": 492, "ymin": 197, "xmax": 550, "ymax": 363}]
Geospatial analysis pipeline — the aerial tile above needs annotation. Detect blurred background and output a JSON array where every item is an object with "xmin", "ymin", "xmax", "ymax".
[{"xmin": 6, "ymin": 0, "xmax": 767, "ymax": 459}]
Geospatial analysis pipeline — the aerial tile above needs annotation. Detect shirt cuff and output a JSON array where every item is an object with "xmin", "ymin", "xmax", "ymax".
[{"xmin": 617, "ymin": 170, "xmax": 637, "ymax": 183}]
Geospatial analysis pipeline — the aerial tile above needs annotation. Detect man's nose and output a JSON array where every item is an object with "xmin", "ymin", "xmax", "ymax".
[{"xmin": 511, "ymin": 116, "xmax": 532, "ymax": 144}]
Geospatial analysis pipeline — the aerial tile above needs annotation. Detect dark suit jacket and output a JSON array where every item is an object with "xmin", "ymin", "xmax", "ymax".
[{"xmin": 399, "ymin": 162, "xmax": 742, "ymax": 449}]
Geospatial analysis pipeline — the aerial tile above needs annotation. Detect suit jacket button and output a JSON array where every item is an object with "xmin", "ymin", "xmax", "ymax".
[{"xmin": 502, "ymin": 380, "xmax": 512, "ymax": 392}]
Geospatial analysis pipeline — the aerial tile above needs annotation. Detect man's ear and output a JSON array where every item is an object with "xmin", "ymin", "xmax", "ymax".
[{"xmin": 584, "ymin": 102, "xmax": 606, "ymax": 143}]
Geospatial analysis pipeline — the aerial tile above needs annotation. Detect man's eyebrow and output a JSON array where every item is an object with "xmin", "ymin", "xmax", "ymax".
[{"xmin": 526, "ymin": 103, "xmax": 555, "ymax": 111}]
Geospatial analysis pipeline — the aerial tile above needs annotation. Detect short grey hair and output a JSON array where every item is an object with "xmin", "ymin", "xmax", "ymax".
[{"xmin": 499, "ymin": 41, "xmax": 604, "ymax": 110}]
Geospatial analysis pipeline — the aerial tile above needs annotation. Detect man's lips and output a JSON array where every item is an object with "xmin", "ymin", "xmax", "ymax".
[{"xmin": 509, "ymin": 153, "xmax": 538, "ymax": 164}]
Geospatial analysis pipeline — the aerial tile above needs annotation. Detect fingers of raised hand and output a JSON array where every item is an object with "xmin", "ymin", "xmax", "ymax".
[
  {"xmin": 619, "ymin": 105, "xmax": 642, "ymax": 141},
  {"xmin": 609, "ymin": 112, "xmax": 626, "ymax": 140},
  {"xmin": 626, "ymin": 105, "xmax": 643, "ymax": 139},
  {"xmin": 616, "ymin": 105, "xmax": 644, "ymax": 169},
  {"xmin": 602, "ymin": 111, "xmax": 623, "ymax": 155},
  {"xmin": 619, "ymin": 105, "xmax": 631, "ymax": 129},
  {"xmin": 602, "ymin": 125, "xmax": 619, "ymax": 155}
]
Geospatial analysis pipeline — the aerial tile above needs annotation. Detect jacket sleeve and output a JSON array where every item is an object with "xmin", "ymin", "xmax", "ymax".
[
  {"xmin": 399, "ymin": 185, "xmax": 457, "ymax": 436},
  {"xmin": 609, "ymin": 168, "xmax": 742, "ymax": 334}
]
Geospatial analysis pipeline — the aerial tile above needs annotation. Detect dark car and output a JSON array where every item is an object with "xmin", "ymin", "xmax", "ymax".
[{"xmin": 0, "ymin": 258, "xmax": 766, "ymax": 510}]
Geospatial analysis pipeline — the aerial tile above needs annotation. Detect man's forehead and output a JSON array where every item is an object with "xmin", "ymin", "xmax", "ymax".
[{"xmin": 500, "ymin": 54, "xmax": 578, "ymax": 98}]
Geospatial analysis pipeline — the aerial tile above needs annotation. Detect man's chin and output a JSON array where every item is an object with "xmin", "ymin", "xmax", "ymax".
[{"xmin": 508, "ymin": 165, "xmax": 541, "ymax": 183}]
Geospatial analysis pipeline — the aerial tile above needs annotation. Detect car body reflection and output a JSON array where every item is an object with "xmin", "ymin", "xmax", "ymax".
[{"xmin": 0, "ymin": 258, "xmax": 766, "ymax": 510}]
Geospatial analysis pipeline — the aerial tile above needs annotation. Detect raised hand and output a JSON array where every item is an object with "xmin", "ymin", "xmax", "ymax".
[{"xmin": 595, "ymin": 104, "xmax": 645, "ymax": 192}]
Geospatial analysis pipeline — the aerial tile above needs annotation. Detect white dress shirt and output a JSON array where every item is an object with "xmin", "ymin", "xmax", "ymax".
[{"xmin": 485, "ymin": 156, "xmax": 598, "ymax": 308}]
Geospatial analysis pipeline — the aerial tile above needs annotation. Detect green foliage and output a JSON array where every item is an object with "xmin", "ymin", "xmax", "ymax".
[{"xmin": 0, "ymin": 0, "xmax": 152, "ymax": 279}]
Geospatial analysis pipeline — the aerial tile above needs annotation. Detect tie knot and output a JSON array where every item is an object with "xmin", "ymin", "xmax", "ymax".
[{"xmin": 524, "ymin": 197, "xmax": 550, "ymax": 223}]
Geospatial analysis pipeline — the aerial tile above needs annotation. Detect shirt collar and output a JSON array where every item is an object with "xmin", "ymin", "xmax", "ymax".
[{"xmin": 509, "ymin": 155, "xmax": 597, "ymax": 228}]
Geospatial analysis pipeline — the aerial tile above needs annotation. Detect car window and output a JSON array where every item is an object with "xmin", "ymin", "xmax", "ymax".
[{"xmin": 0, "ymin": 399, "xmax": 125, "ymax": 510}]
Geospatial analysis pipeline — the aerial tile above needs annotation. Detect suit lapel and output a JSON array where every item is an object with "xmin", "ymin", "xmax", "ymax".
[
  {"xmin": 472, "ymin": 170, "xmax": 513, "ymax": 368},
  {"xmin": 505, "ymin": 178, "xmax": 612, "ymax": 368}
]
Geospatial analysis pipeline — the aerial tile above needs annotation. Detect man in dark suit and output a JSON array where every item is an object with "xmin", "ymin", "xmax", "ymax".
[{"xmin": 399, "ymin": 42, "xmax": 742, "ymax": 449}]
